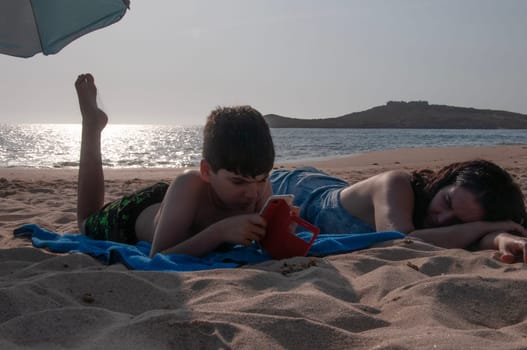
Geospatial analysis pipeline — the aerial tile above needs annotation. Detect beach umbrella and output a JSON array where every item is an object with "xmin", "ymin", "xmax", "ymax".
[{"xmin": 0, "ymin": 0, "xmax": 130, "ymax": 58}]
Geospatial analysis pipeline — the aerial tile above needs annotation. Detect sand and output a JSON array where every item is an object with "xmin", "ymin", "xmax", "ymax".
[{"xmin": 1, "ymin": 145, "xmax": 527, "ymax": 349}]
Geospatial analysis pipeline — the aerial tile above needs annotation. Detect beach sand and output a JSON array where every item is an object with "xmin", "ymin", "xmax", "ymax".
[{"xmin": 1, "ymin": 145, "xmax": 527, "ymax": 349}]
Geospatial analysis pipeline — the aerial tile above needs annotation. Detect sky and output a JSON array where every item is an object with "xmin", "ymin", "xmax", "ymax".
[{"xmin": 1, "ymin": 0, "xmax": 526, "ymax": 125}]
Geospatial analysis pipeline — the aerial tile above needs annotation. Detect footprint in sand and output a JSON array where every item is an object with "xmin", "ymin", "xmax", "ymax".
[{"xmin": 27, "ymin": 188, "xmax": 54, "ymax": 194}]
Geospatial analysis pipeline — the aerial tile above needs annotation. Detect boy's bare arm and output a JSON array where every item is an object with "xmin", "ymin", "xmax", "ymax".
[
  {"xmin": 159, "ymin": 213, "xmax": 266, "ymax": 256},
  {"xmin": 149, "ymin": 172, "xmax": 203, "ymax": 257},
  {"xmin": 149, "ymin": 171, "xmax": 267, "ymax": 257}
]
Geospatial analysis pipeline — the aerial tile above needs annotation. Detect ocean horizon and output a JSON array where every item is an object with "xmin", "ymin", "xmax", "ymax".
[{"xmin": 1, "ymin": 123, "xmax": 526, "ymax": 168}]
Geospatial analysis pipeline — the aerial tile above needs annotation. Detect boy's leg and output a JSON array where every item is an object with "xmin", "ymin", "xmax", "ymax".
[{"xmin": 75, "ymin": 73, "xmax": 108, "ymax": 231}]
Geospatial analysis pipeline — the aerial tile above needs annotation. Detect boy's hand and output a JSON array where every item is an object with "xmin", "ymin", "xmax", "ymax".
[
  {"xmin": 219, "ymin": 214, "xmax": 267, "ymax": 246},
  {"xmin": 288, "ymin": 205, "xmax": 300, "ymax": 233}
]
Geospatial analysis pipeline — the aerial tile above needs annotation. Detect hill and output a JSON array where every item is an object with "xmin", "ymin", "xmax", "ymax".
[{"xmin": 264, "ymin": 101, "xmax": 527, "ymax": 129}]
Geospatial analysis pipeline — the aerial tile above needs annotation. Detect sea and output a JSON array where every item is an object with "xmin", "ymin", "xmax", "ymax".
[{"xmin": 0, "ymin": 123, "xmax": 526, "ymax": 168}]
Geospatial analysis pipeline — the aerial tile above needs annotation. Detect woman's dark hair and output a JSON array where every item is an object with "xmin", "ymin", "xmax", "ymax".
[
  {"xmin": 202, "ymin": 105, "xmax": 275, "ymax": 177},
  {"xmin": 410, "ymin": 159, "xmax": 526, "ymax": 229}
]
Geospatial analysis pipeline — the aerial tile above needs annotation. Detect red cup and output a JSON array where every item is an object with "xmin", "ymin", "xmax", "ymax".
[{"xmin": 260, "ymin": 198, "xmax": 320, "ymax": 260}]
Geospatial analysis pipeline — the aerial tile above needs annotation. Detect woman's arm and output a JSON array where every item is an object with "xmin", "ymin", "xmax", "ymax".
[
  {"xmin": 366, "ymin": 171, "xmax": 527, "ymax": 249},
  {"xmin": 341, "ymin": 170, "xmax": 527, "ymax": 249}
]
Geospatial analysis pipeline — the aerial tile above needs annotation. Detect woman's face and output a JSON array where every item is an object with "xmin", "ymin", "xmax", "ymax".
[{"xmin": 423, "ymin": 185, "xmax": 485, "ymax": 228}]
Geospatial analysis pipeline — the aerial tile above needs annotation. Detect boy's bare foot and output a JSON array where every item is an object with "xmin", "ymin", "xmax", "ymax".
[{"xmin": 75, "ymin": 73, "xmax": 108, "ymax": 132}]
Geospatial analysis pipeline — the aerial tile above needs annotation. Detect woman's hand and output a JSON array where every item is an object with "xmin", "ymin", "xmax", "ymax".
[{"xmin": 493, "ymin": 232, "xmax": 527, "ymax": 263}]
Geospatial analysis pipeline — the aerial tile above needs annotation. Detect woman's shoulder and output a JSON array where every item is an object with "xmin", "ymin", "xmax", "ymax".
[
  {"xmin": 366, "ymin": 170, "xmax": 412, "ymax": 187},
  {"xmin": 380, "ymin": 169, "xmax": 412, "ymax": 181}
]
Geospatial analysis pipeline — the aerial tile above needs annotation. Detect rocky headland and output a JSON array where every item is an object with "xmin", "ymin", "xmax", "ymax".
[{"xmin": 264, "ymin": 101, "xmax": 527, "ymax": 128}]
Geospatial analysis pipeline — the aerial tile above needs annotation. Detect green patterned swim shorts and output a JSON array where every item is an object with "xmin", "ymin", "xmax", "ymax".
[{"xmin": 84, "ymin": 182, "xmax": 169, "ymax": 244}]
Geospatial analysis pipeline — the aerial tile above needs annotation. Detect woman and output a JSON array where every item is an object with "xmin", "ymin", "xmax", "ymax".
[{"xmin": 271, "ymin": 160, "xmax": 527, "ymax": 263}]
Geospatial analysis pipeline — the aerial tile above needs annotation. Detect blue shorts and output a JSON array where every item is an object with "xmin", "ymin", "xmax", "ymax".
[{"xmin": 270, "ymin": 167, "xmax": 375, "ymax": 234}]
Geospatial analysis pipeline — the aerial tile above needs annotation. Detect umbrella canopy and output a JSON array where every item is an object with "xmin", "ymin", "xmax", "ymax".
[{"xmin": 0, "ymin": 0, "xmax": 130, "ymax": 58}]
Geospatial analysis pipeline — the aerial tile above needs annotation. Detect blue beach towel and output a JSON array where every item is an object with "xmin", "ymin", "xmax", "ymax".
[{"xmin": 14, "ymin": 224, "xmax": 405, "ymax": 272}]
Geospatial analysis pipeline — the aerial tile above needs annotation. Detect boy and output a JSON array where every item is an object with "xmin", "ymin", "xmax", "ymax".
[{"xmin": 75, "ymin": 73, "xmax": 275, "ymax": 257}]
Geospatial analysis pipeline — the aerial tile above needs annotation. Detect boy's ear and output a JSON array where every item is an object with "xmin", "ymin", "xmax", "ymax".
[{"xmin": 200, "ymin": 159, "xmax": 212, "ymax": 182}]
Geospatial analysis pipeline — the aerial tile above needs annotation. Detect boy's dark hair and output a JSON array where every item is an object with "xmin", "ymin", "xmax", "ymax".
[
  {"xmin": 202, "ymin": 105, "xmax": 275, "ymax": 177},
  {"xmin": 411, "ymin": 159, "xmax": 526, "ymax": 229}
]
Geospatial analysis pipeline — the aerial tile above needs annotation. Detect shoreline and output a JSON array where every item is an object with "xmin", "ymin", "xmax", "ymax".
[{"xmin": 2, "ymin": 144, "xmax": 526, "ymax": 179}]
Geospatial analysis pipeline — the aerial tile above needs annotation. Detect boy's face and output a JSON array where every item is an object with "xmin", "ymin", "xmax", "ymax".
[{"xmin": 201, "ymin": 161, "xmax": 269, "ymax": 211}]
